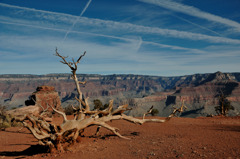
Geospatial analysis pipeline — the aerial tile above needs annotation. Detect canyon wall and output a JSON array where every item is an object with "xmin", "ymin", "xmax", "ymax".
[
  {"xmin": 128, "ymin": 72, "xmax": 240, "ymax": 117},
  {"xmin": 0, "ymin": 72, "xmax": 240, "ymax": 117}
]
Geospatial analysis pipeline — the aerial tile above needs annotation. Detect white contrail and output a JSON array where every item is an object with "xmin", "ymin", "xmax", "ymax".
[
  {"xmin": 0, "ymin": 20, "xmax": 206, "ymax": 54},
  {"xmin": 136, "ymin": 36, "xmax": 142, "ymax": 52},
  {"xmin": 0, "ymin": 20, "xmax": 67, "ymax": 32},
  {"xmin": 80, "ymin": 0, "xmax": 92, "ymax": 17},
  {"xmin": 171, "ymin": 14, "xmax": 223, "ymax": 37},
  {"xmin": 1, "ymin": 2, "xmax": 240, "ymax": 44},
  {"xmin": 62, "ymin": 0, "xmax": 92, "ymax": 42},
  {"xmin": 138, "ymin": 0, "xmax": 240, "ymax": 32}
]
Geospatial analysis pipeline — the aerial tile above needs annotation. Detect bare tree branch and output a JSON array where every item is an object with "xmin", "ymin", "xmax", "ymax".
[
  {"xmin": 171, "ymin": 99, "xmax": 187, "ymax": 117},
  {"xmin": 143, "ymin": 106, "xmax": 153, "ymax": 120},
  {"xmin": 12, "ymin": 49, "xmax": 185, "ymax": 153},
  {"xmin": 48, "ymin": 103, "xmax": 68, "ymax": 122},
  {"xmin": 77, "ymin": 51, "xmax": 86, "ymax": 63}
]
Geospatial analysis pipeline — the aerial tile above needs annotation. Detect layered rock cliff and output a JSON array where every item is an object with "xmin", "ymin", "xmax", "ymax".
[
  {"xmin": 128, "ymin": 72, "xmax": 240, "ymax": 117},
  {"xmin": 0, "ymin": 72, "xmax": 240, "ymax": 117},
  {"xmin": 0, "ymin": 74, "xmax": 165, "ymax": 109}
]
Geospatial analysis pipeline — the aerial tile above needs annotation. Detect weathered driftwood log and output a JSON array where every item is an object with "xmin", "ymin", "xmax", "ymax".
[{"xmin": 13, "ymin": 49, "xmax": 184, "ymax": 152}]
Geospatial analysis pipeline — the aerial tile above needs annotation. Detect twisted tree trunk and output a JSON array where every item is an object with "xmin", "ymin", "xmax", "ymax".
[{"xmin": 13, "ymin": 49, "xmax": 183, "ymax": 152}]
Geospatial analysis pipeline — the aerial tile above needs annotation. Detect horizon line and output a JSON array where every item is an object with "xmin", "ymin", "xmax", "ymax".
[{"xmin": 0, "ymin": 71, "xmax": 237, "ymax": 78}]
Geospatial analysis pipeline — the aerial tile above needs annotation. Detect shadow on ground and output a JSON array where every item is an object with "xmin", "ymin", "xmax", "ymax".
[
  {"xmin": 0, "ymin": 145, "xmax": 48, "ymax": 158},
  {"xmin": 181, "ymin": 107, "xmax": 204, "ymax": 117},
  {"xmin": 214, "ymin": 125, "xmax": 240, "ymax": 132}
]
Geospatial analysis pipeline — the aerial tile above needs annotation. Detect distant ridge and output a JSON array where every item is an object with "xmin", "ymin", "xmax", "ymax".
[{"xmin": 0, "ymin": 71, "xmax": 240, "ymax": 117}]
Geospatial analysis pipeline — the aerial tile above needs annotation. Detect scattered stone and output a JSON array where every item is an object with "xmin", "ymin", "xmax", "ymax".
[
  {"xmin": 131, "ymin": 132, "xmax": 140, "ymax": 136},
  {"xmin": 149, "ymin": 152, "xmax": 156, "ymax": 156}
]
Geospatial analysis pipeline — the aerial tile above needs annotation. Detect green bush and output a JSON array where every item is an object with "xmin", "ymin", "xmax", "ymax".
[
  {"xmin": 93, "ymin": 99, "xmax": 103, "ymax": 110},
  {"xmin": 0, "ymin": 105, "xmax": 7, "ymax": 116},
  {"xmin": 64, "ymin": 105, "xmax": 75, "ymax": 115},
  {"xmin": 93, "ymin": 99, "xmax": 109, "ymax": 110},
  {"xmin": 151, "ymin": 109, "xmax": 159, "ymax": 116},
  {"xmin": 215, "ymin": 92, "xmax": 234, "ymax": 116},
  {"xmin": 1, "ymin": 122, "xmax": 11, "ymax": 129},
  {"xmin": 0, "ymin": 105, "xmax": 22, "ymax": 130}
]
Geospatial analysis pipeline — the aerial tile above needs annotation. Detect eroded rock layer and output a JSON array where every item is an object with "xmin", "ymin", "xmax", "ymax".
[{"xmin": 1, "ymin": 72, "xmax": 240, "ymax": 117}]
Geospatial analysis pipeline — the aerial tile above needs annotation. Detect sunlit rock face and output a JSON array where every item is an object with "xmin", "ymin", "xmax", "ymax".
[
  {"xmin": 7, "ymin": 86, "xmax": 62, "ymax": 117},
  {"xmin": 1, "ymin": 72, "xmax": 240, "ymax": 117},
  {"xmin": 25, "ymin": 85, "xmax": 62, "ymax": 110}
]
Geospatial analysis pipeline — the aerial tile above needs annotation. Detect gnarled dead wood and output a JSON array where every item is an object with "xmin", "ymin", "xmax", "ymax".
[
  {"xmin": 55, "ymin": 48, "xmax": 86, "ymax": 111},
  {"xmin": 172, "ymin": 100, "xmax": 187, "ymax": 117},
  {"xmin": 13, "ymin": 50, "xmax": 185, "ymax": 152},
  {"xmin": 14, "ymin": 101, "xmax": 178, "ymax": 152}
]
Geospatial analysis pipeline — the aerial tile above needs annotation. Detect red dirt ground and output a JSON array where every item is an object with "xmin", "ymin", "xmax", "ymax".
[{"xmin": 0, "ymin": 116, "xmax": 240, "ymax": 159}]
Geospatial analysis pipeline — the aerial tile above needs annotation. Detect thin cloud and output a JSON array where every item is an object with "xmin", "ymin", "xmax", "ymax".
[
  {"xmin": 138, "ymin": 0, "xmax": 240, "ymax": 32},
  {"xmin": 0, "ymin": 3, "xmax": 72, "ymax": 18},
  {"xmin": 0, "ymin": 20, "xmax": 204, "ymax": 54},
  {"xmin": 87, "ymin": 18, "xmax": 240, "ymax": 44},
  {"xmin": 136, "ymin": 36, "xmax": 142, "ymax": 52},
  {"xmin": 0, "ymin": 34, "xmax": 239, "ymax": 76},
  {"xmin": 63, "ymin": 0, "xmax": 92, "ymax": 42},
  {"xmin": 171, "ymin": 14, "xmax": 223, "ymax": 36},
  {"xmin": 1, "ymin": 2, "xmax": 240, "ymax": 44}
]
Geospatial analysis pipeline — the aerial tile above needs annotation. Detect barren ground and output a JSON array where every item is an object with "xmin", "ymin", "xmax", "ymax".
[{"xmin": 0, "ymin": 116, "xmax": 240, "ymax": 159}]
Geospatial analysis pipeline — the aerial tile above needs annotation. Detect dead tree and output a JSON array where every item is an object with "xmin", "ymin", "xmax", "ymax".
[
  {"xmin": 13, "ymin": 49, "xmax": 182, "ymax": 152},
  {"xmin": 172, "ymin": 100, "xmax": 187, "ymax": 117}
]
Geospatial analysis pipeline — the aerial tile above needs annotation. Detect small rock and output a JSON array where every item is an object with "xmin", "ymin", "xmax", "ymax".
[
  {"xmin": 176, "ymin": 154, "xmax": 184, "ymax": 158},
  {"xmin": 192, "ymin": 150, "xmax": 197, "ymax": 154},
  {"xmin": 149, "ymin": 152, "xmax": 155, "ymax": 156},
  {"xmin": 131, "ymin": 132, "xmax": 140, "ymax": 136}
]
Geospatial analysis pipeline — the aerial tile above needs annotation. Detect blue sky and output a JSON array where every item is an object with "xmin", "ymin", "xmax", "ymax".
[{"xmin": 0, "ymin": 0, "xmax": 240, "ymax": 76}]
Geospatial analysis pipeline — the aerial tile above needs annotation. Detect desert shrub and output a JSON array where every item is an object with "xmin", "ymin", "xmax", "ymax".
[
  {"xmin": 0, "ymin": 105, "xmax": 21, "ymax": 130},
  {"xmin": 1, "ymin": 121, "xmax": 11, "ymax": 129},
  {"xmin": 93, "ymin": 99, "xmax": 109, "ymax": 110},
  {"xmin": 151, "ymin": 109, "xmax": 159, "ymax": 116},
  {"xmin": 64, "ymin": 105, "xmax": 75, "ymax": 115},
  {"xmin": 0, "ymin": 105, "xmax": 7, "ymax": 121},
  {"xmin": 103, "ymin": 103, "xmax": 109, "ymax": 110},
  {"xmin": 215, "ymin": 92, "xmax": 234, "ymax": 116},
  {"xmin": 0, "ymin": 106, "xmax": 10, "ymax": 130},
  {"xmin": 0, "ymin": 105, "xmax": 6, "ymax": 115},
  {"xmin": 93, "ymin": 99, "xmax": 103, "ymax": 110}
]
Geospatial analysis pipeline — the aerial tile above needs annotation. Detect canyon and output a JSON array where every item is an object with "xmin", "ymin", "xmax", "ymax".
[{"xmin": 0, "ymin": 72, "xmax": 240, "ymax": 117}]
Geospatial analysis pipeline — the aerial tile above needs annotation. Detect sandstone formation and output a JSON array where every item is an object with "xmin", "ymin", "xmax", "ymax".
[
  {"xmin": 25, "ymin": 85, "xmax": 62, "ymax": 111},
  {"xmin": 7, "ymin": 86, "xmax": 62, "ymax": 117}
]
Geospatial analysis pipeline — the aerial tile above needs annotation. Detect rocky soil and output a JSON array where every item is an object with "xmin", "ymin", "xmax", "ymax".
[{"xmin": 0, "ymin": 116, "xmax": 239, "ymax": 159}]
